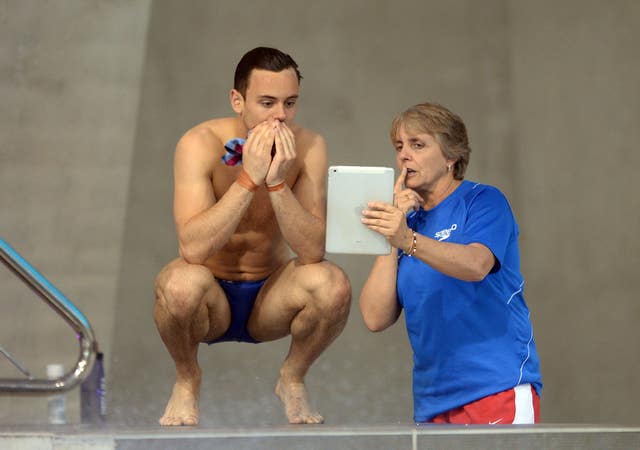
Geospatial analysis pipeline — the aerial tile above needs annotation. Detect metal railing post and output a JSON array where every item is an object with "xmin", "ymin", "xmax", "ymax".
[{"xmin": 0, "ymin": 238, "xmax": 97, "ymax": 393}]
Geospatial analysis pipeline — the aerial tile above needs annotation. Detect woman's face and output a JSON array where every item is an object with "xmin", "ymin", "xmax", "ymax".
[{"xmin": 393, "ymin": 124, "xmax": 454, "ymax": 193}]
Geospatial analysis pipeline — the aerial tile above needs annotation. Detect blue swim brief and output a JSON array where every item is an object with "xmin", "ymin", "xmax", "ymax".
[{"xmin": 206, "ymin": 278, "xmax": 266, "ymax": 344}]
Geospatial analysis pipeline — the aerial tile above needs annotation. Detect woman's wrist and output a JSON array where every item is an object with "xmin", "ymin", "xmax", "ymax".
[{"xmin": 403, "ymin": 230, "xmax": 417, "ymax": 257}]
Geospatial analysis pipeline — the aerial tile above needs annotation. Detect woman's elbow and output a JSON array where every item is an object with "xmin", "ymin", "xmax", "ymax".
[
  {"xmin": 468, "ymin": 256, "xmax": 496, "ymax": 281},
  {"xmin": 365, "ymin": 320, "xmax": 390, "ymax": 333},
  {"xmin": 464, "ymin": 265, "xmax": 492, "ymax": 282},
  {"xmin": 361, "ymin": 311, "xmax": 394, "ymax": 332},
  {"xmin": 465, "ymin": 245, "xmax": 496, "ymax": 281},
  {"xmin": 467, "ymin": 269, "xmax": 488, "ymax": 282}
]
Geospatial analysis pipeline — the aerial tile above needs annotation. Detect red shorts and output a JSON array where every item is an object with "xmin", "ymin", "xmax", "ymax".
[{"xmin": 430, "ymin": 384, "xmax": 540, "ymax": 425}]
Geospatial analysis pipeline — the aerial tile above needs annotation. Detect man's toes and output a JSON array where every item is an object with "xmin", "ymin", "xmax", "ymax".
[
  {"xmin": 168, "ymin": 417, "xmax": 182, "ymax": 426},
  {"xmin": 183, "ymin": 415, "xmax": 199, "ymax": 426},
  {"xmin": 306, "ymin": 414, "xmax": 324, "ymax": 424},
  {"xmin": 288, "ymin": 415, "xmax": 304, "ymax": 424},
  {"xmin": 159, "ymin": 415, "xmax": 172, "ymax": 426},
  {"xmin": 160, "ymin": 414, "xmax": 197, "ymax": 426},
  {"xmin": 159, "ymin": 417, "xmax": 171, "ymax": 426}
]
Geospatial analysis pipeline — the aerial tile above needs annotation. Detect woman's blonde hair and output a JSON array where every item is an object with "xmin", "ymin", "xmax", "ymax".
[{"xmin": 390, "ymin": 102, "xmax": 471, "ymax": 180}]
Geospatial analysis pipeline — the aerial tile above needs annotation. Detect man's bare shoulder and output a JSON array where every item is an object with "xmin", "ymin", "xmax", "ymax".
[
  {"xmin": 175, "ymin": 118, "xmax": 245, "ymax": 166},
  {"xmin": 178, "ymin": 117, "xmax": 238, "ymax": 150},
  {"xmin": 292, "ymin": 125, "xmax": 327, "ymax": 154}
]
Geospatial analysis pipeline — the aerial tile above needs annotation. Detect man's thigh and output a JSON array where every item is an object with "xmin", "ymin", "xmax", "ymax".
[
  {"xmin": 247, "ymin": 259, "xmax": 345, "ymax": 342},
  {"xmin": 156, "ymin": 257, "xmax": 231, "ymax": 342}
]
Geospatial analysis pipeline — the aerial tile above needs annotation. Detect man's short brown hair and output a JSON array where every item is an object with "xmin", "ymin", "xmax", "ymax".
[{"xmin": 234, "ymin": 47, "xmax": 302, "ymax": 97}]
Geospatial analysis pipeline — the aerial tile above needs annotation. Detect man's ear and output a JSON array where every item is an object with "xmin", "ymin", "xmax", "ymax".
[{"xmin": 230, "ymin": 89, "xmax": 244, "ymax": 114}]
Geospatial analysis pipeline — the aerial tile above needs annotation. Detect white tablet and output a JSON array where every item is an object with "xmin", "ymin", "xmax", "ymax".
[{"xmin": 325, "ymin": 166, "xmax": 395, "ymax": 255}]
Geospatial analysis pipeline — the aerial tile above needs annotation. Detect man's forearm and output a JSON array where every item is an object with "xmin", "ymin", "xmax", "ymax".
[
  {"xmin": 178, "ymin": 182, "xmax": 254, "ymax": 264},
  {"xmin": 268, "ymin": 186, "xmax": 325, "ymax": 264}
]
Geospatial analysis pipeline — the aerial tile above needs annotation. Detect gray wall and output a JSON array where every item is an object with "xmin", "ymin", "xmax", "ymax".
[
  {"xmin": 1, "ymin": 0, "xmax": 639, "ymax": 426},
  {"xmin": 510, "ymin": 1, "xmax": 640, "ymax": 423},
  {"xmin": 0, "ymin": 0, "xmax": 151, "ymax": 423}
]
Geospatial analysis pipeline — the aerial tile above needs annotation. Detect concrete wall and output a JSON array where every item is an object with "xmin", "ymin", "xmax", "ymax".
[
  {"xmin": 0, "ymin": 0, "xmax": 151, "ymax": 423},
  {"xmin": 1, "ymin": 0, "xmax": 639, "ymax": 427},
  {"xmin": 509, "ymin": 0, "xmax": 640, "ymax": 423}
]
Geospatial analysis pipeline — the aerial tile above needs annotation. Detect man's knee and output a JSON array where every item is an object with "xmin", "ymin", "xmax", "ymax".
[
  {"xmin": 156, "ymin": 263, "xmax": 212, "ymax": 320},
  {"xmin": 308, "ymin": 263, "xmax": 351, "ymax": 319}
]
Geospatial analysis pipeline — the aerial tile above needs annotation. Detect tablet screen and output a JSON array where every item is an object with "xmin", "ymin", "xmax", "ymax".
[{"xmin": 325, "ymin": 166, "xmax": 394, "ymax": 255}]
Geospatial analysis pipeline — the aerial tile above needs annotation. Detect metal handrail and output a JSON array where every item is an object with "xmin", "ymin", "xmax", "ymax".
[{"xmin": 0, "ymin": 238, "xmax": 97, "ymax": 393}]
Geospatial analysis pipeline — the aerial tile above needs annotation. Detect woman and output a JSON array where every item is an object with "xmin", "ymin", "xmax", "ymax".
[{"xmin": 359, "ymin": 102, "xmax": 542, "ymax": 424}]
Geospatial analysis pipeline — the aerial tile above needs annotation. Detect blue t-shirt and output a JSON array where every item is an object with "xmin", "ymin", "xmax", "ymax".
[{"xmin": 397, "ymin": 180, "xmax": 542, "ymax": 422}]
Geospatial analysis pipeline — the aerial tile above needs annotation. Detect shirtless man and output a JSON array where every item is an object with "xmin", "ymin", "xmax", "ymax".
[{"xmin": 154, "ymin": 47, "xmax": 351, "ymax": 426}]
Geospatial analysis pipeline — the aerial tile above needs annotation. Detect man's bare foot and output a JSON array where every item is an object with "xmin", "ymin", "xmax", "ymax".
[
  {"xmin": 159, "ymin": 380, "xmax": 200, "ymax": 426},
  {"xmin": 275, "ymin": 379, "xmax": 324, "ymax": 424}
]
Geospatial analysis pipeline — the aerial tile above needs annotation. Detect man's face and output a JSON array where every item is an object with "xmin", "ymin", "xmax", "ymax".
[{"xmin": 231, "ymin": 68, "xmax": 299, "ymax": 130}]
